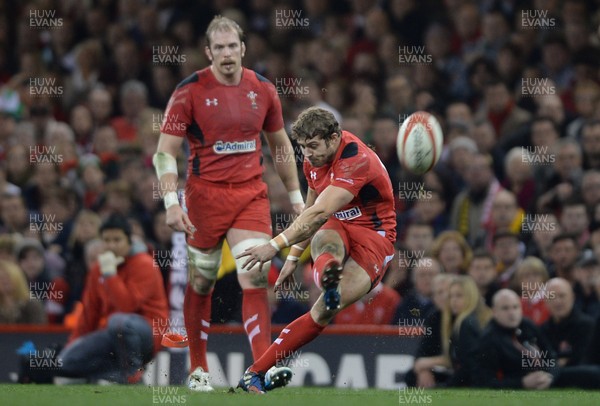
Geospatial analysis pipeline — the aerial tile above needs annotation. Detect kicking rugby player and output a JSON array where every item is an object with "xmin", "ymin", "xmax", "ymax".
[{"xmin": 237, "ymin": 106, "xmax": 397, "ymax": 393}]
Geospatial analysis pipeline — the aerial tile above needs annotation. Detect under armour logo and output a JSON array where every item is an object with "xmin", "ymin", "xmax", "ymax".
[
  {"xmin": 310, "ymin": 171, "xmax": 317, "ymax": 180},
  {"xmin": 205, "ymin": 98, "xmax": 218, "ymax": 106},
  {"xmin": 374, "ymin": 264, "xmax": 380, "ymax": 274}
]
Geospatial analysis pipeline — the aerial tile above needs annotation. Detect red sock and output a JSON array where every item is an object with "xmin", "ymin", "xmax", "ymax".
[
  {"xmin": 313, "ymin": 252, "xmax": 338, "ymax": 289},
  {"xmin": 250, "ymin": 312, "xmax": 325, "ymax": 374},
  {"xmin": 242, "ymin": 288, "xmax": 271, "ymax": 362},
  {"xmin": 183, "ymin": 285, "xmax": 212, "ymax": 372}
]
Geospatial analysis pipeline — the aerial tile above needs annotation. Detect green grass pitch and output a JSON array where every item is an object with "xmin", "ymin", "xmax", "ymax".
[{"xmin": 2, "ymin": 385, "xmax": 600, "ymax": 406}]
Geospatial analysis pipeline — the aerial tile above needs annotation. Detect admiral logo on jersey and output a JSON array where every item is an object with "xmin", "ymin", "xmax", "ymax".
[
  {"xmin": 333, "ymin": 206, "xmax": 362, "ymax": 221},
  {"xmin": 213, "ymin": 140, "xmax": 257, "ymax": 154}
]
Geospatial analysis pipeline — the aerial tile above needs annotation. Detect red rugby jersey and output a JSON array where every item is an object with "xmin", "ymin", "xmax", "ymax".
[
  {"xmin": 160, "ymin": 67, "xmax": 284, "ymax": 183},
  {"xmin": 304, "ymin": 131, "xmax": 397, "ymax": 244}
]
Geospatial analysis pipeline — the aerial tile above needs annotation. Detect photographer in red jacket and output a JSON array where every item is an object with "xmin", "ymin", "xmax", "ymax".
[{"xmin": 57, "ymin": 214, "xmax": 168, "ymax": 383}]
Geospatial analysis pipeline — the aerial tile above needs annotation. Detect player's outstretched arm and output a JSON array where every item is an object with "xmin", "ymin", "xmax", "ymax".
[
  {"xmin": 264, "ymin": 128, "xmax": 304, "ymax": 214},
  {"xmin": 154, "ymin": 133, "xmax": 195, "ymax": 236},
  {"xmin": 237, "ymin": 185, "xmax": 354, "ymax": 271}
]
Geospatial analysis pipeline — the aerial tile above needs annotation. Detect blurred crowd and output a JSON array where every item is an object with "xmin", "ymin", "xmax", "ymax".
[{"xmin": 1, "ymin": 0, "xmax": 600, "ymax": 373}]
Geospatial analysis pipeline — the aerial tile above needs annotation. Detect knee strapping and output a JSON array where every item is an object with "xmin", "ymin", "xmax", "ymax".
[
  {"xmin": 230, "ymin": 238, "xmax": 271, "ymax": 274},
  {"xmin": 187, "ymin": 245, "xmax": 222, "ymax": 281}
]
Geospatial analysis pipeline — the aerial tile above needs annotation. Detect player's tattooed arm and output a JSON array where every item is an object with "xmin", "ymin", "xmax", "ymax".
[
  {"xmin": 236, "ymin": 186, "xmax": 353, "ymax": 271},
  {"xmin": 282, "ymin": 185, "xmax": 354, "ymax": 244}
]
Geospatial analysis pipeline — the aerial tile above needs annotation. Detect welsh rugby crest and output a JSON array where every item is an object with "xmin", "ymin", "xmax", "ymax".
[{"xmin": 247, "ymin": 91, "xmax": 258, "ymax": 109}]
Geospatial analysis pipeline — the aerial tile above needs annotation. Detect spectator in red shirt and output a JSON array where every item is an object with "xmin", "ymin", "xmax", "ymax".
[
  {"xmin": 57, "ymin": 214, "xmax": 168, "ymax": 383},
  {"xmin": 516, "ymin": 256, "xmax": 551, "ymax": 325}
]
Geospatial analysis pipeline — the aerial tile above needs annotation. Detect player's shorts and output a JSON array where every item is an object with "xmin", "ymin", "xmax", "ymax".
[
  {"xmin": 320, "ymin": 218, "xmax": 395, "ymax": 291},
  {"xmin": 185, "ymin": 176, "xmax": 271, "ymax": 249}
]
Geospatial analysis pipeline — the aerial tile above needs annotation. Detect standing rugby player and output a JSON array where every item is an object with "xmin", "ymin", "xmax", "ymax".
[
  {"xmin": 153, "ymin": 16, "xmax": 303, "ymax": 391},
  {"xmin": 237, "ymin": 107, "xmax": 397, "ymax": 393}
]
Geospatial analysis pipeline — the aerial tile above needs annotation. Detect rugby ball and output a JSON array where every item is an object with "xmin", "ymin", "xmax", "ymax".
[{"xmin": 397, "ymin": 111, "xmax": 443, "ymax": 175}]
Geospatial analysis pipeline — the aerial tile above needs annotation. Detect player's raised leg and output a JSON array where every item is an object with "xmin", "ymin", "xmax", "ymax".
[
  {"xmin": 240, "ymin": 243, "xmax": 372, "ymax": 393},
  {"xmin": 184, "ymin": 243, "xmax": 222, "ymax": 392}
]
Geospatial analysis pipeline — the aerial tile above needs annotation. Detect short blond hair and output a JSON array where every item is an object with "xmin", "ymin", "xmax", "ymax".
[
  {"xmin": 206, "ymin": 15, "xmax": 244, "ymax": 47},
  {"xmin": 515, "ymin": 256, "xmax": 549, "ymax": 282}
]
